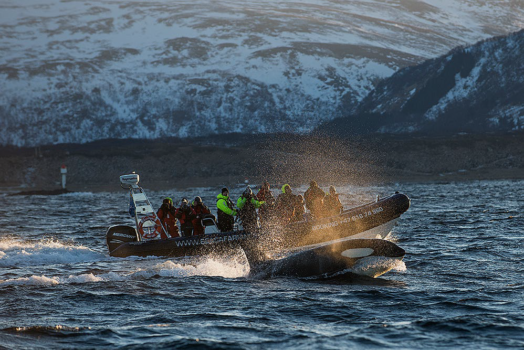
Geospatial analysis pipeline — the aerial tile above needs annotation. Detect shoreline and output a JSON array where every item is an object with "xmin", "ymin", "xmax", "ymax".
[
  {"xmin": 2, "ymin": 169, "xmax": 523, "ymax": 194},
  {"xmin": 1, "ymin": 133, "xmax": 523, "ymax": 193}
]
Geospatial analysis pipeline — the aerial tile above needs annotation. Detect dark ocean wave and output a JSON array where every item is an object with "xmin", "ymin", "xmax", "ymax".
[
  {"xmin": 3, "ymin": 325, "xmax": 94, "ymax": 337},
  {"xmin": 413, "ymin": 315, "xmax": 524, "ymax": 336}
]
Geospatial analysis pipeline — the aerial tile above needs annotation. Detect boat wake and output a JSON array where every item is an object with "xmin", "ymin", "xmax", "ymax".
[
  {"xmin": 0, "ymin": 253, "xmax": 250, "ymax": 287},
  {"xmin": 0, "ymin": 273, "xmax": 109, "ymax": 287},
  {"xmin": 0, "ymin": 238, "xmax": 105, "ymax": 268},
  {"xmin": 132, "ymin": 255, "xmax": 249, "ymax": 279}
]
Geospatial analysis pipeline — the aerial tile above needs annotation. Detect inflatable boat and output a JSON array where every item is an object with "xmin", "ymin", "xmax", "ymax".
[{"xmin": 106, "ymin": 174, "xmax": 410, "ymax": 277}]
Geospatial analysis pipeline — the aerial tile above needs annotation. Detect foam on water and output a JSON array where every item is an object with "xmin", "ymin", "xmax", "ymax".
[
  {"xmin": 0, "ymin": 275, "xmax": 60, "ymax": 287},
  {"xmin": 0, "ymin": 272, "xmax": 123, "ymax": 287},
  {"xmin": 58, "ymin": 192, "xmax": 95, "ymax": 197},
  {"xmin": 0, "ymin": 238, "xmax": 105, "ymax": 268},
  {"xmin": 0, "ymin": 256, "xmax": 250, "ymax": 287},
  {"xmin": 132, "ymin": 257, "xmax": 250, "ymax": 279},
  {"xmin": 349, "ymin": 256, "xmax": 407, "ymax": 278}
]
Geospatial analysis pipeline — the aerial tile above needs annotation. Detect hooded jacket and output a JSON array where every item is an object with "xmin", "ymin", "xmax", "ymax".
[
  {"xmin": 237, "ymin": 196, "xmax": 265, "ymax": 210},
  {"xmin": 304, "ymin": 184, "xmax": 325, "ymax": 210},
  {"xmin": 217, "ymin": 194, "xmax": 237, "ymax": 216}
]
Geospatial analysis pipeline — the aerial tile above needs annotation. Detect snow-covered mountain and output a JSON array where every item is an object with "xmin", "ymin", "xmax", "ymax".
[
  {"xmin": 319, "ymin": 29, "xmax": 524, "ymax": 135},
  {"xmin": 1, "ymin": 0, "xmax": 523, "ymax": 146}
]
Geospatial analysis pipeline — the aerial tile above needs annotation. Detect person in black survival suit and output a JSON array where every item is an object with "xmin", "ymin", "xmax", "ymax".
[
  {"xmin": 304, "ymin": 181, "xmax": 325, "ymax": 219},
  {"xmin": 157, "ymin": 197, "xmax": 179, "ymax": 238},
  {"xmin": 291, "ymin": 194, "xmax": 306, "ymax": 222},
  {"xmin": 323, "ymin": 186, "xmax": 344, "ymax": 217},
  {"xmin": 216, "ymin": 188, "xmax": 238, "ymax": 232},
  {"xmin": 191, "ymin": 196, "xmax": 213, "ymax": 236},
  {"xmin": 276, "ymin": 184, "xmax": 296, "ymax": 225},
  {"xmin": 256, "ymin": 180, "xmax": 276, "ymax": 228},
  {"xmin": 175, "ymin": 198, "xmax": 196, "ymax": 237},
  {"xmin": 237, "ymin": 186, "xmax": 265, "ymax": 232}
]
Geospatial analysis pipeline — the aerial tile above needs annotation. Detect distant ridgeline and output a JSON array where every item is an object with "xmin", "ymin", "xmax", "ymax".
[{"xmin": 318, "ymin": 29, "xmax": 524, "ymax": 137}]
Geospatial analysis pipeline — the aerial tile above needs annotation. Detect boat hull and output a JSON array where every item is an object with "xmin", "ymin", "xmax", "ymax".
[
  {"xmin": 108, "ymin": 229, "xmax": 250, "ymax": 258},
  {"xmin": 266, "ymin": 193, "xmax": 409, "ymax": 251}
]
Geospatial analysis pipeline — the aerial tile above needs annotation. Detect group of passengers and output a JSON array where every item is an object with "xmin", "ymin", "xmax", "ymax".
[
  {"xmin": 156, "ymin": 196, "xmax": 212, "ymax": 238},
  {"xmin": 155, "ymin": 181, "xmax": 343, "ymax": 237}
]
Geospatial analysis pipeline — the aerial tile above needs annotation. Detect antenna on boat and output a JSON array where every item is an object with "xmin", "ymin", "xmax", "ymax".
[{"xmin": 119, "ymin": 173, "xmax": 169, "ymax": 241}]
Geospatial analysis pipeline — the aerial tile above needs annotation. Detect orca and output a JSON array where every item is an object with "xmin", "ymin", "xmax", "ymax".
[{"xmin": 244, "ymin": 238, "xmax": 405, "ymax": 279}]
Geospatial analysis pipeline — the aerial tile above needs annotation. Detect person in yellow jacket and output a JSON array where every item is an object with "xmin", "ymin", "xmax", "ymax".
[
  {"xmin": 216, "ymin": 187, "xmax": 237, "ymax": 232},
  {"xmin": 237, "ymin": 187, "xmax": 265, "ymax": 232}
]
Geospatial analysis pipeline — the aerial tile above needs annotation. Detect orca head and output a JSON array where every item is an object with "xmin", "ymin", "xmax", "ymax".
[{"xmin": 371, "ymin": 240, "xmax": 405, "ymax": 259}]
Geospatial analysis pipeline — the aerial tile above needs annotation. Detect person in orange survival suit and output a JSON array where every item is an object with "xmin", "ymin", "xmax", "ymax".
[
  {"xmin": 156, "ymin": 197, "xmax": 179, "ymax": 238},
  {"xmin": 175, "ymin": 198, "xmax": 196, "ymax": 237},
  {"xmin": 191, "ymin": 196, "xmax": 213, "ymax": 236}
]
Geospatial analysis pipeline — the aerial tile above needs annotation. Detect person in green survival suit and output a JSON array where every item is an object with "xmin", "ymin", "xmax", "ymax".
[
  {"xmin": 237, "ymin": 186, "xmax": 265, "ymax": 232},
  {"xmin": 216, "ymin": 187, "xmax": 237, "ymax": 232}
]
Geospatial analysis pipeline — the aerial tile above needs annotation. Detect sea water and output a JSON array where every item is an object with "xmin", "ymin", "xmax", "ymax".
[{"xmin": 0, "ymin": 180, "xmax": 522, "ymax": 349}]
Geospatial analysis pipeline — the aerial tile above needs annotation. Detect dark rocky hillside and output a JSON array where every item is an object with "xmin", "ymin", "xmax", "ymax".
[{"xmin": 319, "ymin": 30, "xmax": 524, "ymax": 136}]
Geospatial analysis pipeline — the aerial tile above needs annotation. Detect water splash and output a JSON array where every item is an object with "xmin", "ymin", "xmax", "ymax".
[{"xmin": 386, "ymin": 232, "xmax": 399, "ymax": 243}]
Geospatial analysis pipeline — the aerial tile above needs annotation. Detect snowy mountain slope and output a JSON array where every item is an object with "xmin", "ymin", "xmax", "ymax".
[
  {"xmin": 319, "ymin": 29, "xmax": 524, "ymax": 136},
  {"xmin": 1, "ymin": 0, "xmax": 523, "ymax": 146}
]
